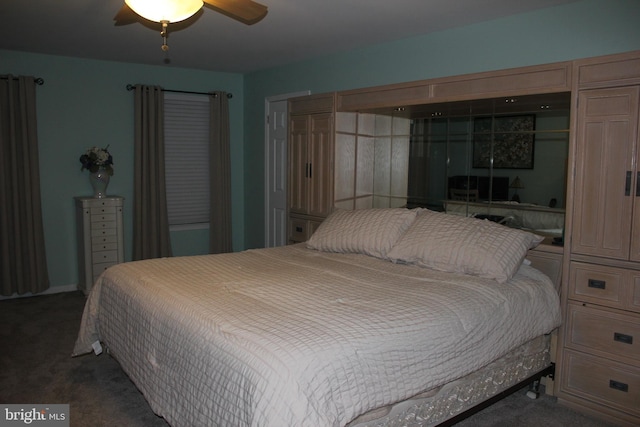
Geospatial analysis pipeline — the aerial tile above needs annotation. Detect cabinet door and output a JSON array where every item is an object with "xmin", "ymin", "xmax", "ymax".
[
  {"xmin": 307, "ymin": 113, "xmax": 333, "ymax": 217},
  {"xmin": 572, "ymin": 86, "xmax": 639, "ymax": 260},
  {"xmin": 631, "ymin": 271, "xmax": 640, "ymax": 312},
  {"xmin": 289, "ymin": 115, "xmax": 309, "ymax": 215},
  {"xmin": 632, "ymin": 116, "xmax": 640, "ymax": 262}
]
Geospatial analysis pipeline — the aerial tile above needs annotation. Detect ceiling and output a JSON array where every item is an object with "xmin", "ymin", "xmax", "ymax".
[{"xmin": 0, "ymin": 0, "xmax": 578, "ymax": 74}]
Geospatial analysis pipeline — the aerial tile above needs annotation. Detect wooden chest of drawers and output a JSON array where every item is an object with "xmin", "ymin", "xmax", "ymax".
[
  {"xmin": 75, "ymin": 196, "xmax": 124, "ymax": 294},
  {"xmin": 558, "ymin": 261, "xmax": 640, "ymax": 425}
]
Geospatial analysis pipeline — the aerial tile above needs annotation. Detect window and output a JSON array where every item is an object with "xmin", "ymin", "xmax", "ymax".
[{"xmin": 164, "ymin": 92, "xmax": 210, "ymax": 229}]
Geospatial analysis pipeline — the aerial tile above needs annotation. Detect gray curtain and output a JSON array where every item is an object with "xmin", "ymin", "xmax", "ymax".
[
  {"xmin": 209, "ymin": 92, "xmax": 232, "ymax": 254},
  {"xmin": 0, "ymin": 75, "xmax": 49, "ymax": 296},
  {"xmin": 132, "ymin": 85, "xmax": 172, "ymax": 260}
]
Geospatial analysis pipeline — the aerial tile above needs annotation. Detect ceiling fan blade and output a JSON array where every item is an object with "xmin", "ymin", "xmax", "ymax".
[
  {"xmin": 203, "ymin": 0, "xmax": 268, "ymax": 25},
  {"xmin": 113, "ymin": 3, "xmax": 140, "ymax": 26}
]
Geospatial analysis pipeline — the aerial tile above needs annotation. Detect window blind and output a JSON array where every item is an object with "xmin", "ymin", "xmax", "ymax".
[{"xmin": 164, "ymin": 92, "xmax": 210, "ymax": 227}]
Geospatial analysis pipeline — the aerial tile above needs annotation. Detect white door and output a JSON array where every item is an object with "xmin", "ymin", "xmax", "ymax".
[{"xmin": 265, "ymin": 91, "xmax": 309, "ymax": 247}]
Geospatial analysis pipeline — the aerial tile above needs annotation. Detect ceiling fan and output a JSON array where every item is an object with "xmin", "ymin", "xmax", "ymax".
[{"xmin": 114, "ymin": 0, "xmax": 268, "ymax": 51}]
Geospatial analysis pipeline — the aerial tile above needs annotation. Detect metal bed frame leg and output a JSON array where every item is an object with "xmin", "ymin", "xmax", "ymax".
[
  {"xmin": 526, "ymin": 362, "xmax": 555, "ymax": 399},
  {"xmin": 526, "ymin": 379, "xmax": 541, "ymax": 399}
]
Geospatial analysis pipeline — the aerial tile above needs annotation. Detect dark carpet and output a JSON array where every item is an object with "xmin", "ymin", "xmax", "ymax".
[{"xmin": 0, "ymin": 291, "xmax": 615, "ymax": 426}]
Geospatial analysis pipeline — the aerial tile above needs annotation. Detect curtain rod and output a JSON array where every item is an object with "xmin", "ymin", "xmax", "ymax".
[
  {"xmin": 1, "ymin": 76, "xmax": 44, "ymax": 85},
  {"xmin": 126, "ymin": 84, "xmax": 232, "ymax": 98}
]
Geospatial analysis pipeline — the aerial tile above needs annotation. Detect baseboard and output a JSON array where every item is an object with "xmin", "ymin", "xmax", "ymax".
[{"xmin": 0, "ymin": 284, "xmax": 79, "ymax": 300}]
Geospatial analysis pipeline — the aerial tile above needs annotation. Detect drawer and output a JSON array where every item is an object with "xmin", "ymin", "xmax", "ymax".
[
  {"xmin": 570, "ymin": 262, "xmax": 625, "ymax": 309},
  {"xmin": 92, "ymin": 234, "xmax": 118, "ymax": 245},
  {"xmin": 92, "ymin": 241, "xmax": 118, "ymax": 252},
  {"xmin": 92, "ymin": 250, "xmax": 118, "ymax": 264},
  {"xmin": 566, "ymin": 302, "xmax": 640, "ymax": 364},
  {"xmin": 92, "ymin": 261, "xmax": 117, "ymax": 279},
  {"xmin": 91, "ymin": 227, "xmax": 117, "ymax": 238},
  {"xmin": 289, "ymin": 218, "xmax": 309, "ymax": 243},
  {"xmin": 89, "ymin": 199, "xmax": 122, "ymax": 209},
  {"xmin": 289, "ymin": 218, "xmax": 323, "ymax": 243},
  {"xmin": 91, "ymin": 206, "xmax": 116, "ymax": 215},
  {"xmin": 562, "ymin": 350, "xmax": 640, "ymax": 417},
  {"xmin": 91, "ymin": 213, "xmax": 116, "ymax": 223},
  {"xmin": 91, "ymin": 220, "xmax": 117, "ymax": 230}
]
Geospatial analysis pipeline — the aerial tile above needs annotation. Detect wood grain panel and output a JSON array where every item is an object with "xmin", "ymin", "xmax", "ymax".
[
  {"xmin": 289, "ymin": 93, "xmax": 335, "ymax": 115},
  {"xmin": 431, "ymin": 64, "xmax": 571, "ymax": 100},
  {"xmin": 571, "ymin": 87, "xmax": 638, "ymax": 259},
  {"xmin": 577, "ymin": 51, "xmax": 640, "ymax": 87},
  {"xmin": 570, "ymin": 261, "xmax": 625, "ymax": 309},
  {"xmin": 307, "ymin": 113, "xmax": 334, "ymax": 217},
  {"xmin": 288, "ymin": 115, "xmax": 309, "ymax": 215},
  {"xmin": 566, "ymin": 302, "xmax": 640, "ymax": 364},
  {"xmin": 337, "ymin": 84, "xmax": 430, "ymax": 111},
  {"xmin": 526, "ymin": 246, "xmax": 563, "ymax": 292},
  {"xmin": 632, "ymin": 272, "xmax": 640, "ymax": 312},
  {"xmin": 562, "ymin": 350, "xmax": 640, "ymax": 418}
]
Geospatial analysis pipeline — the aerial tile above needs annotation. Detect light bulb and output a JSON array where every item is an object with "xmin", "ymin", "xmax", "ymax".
[{"xmin": 125, "ymin": 0, "xmax": 203, "ymax": 23}]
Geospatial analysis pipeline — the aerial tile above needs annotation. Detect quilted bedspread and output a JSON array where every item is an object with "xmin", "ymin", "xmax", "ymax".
[{"xmin": 73, "ymin": 244, "xmax": 561, "ymax": 427}]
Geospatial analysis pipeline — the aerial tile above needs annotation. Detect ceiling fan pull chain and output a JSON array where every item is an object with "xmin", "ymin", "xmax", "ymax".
[{"xmin": 160, "ymin": 20, "xmax": 169, "ymax": 51}]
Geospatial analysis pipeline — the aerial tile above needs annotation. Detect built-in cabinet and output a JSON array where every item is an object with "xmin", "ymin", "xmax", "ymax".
[
  {"xmin": 285, "ymin": 52, "xmax": 640, "ymax": 424},
  {"xmin": 287, "ymin": 60, "xmax": 575, "ymax": 245},
  {"xmin": 555, "ymin": 51, "xmax": 640, "ymax": 426},
  {"xmin": 571, "ymin": 86, "xmax": 640, "ymax": 260},
  {"xmin": 288, "ymin": 94, "xmax": 335, "ymax": 243},
  {"xmin": 75, "ymin": 196, "xmax": 124, "ymax": 294}
]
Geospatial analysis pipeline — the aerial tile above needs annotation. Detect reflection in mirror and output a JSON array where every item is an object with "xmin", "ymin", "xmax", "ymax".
[
  {"xmin": 335, "ymin": 92, "xmax": 570, "ymax": 238},
  {"xmin": 334, "ymin": 112, "xmax": 411, "ymax": 210},
  {"xmin": 401, "ymin": 93, "xmax": 570, "ymax": 237}
]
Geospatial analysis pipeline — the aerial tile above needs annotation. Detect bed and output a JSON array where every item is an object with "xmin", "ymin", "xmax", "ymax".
[{"xmin": 73, "ymin": 208, "xmax": 562, "ymax": 427}]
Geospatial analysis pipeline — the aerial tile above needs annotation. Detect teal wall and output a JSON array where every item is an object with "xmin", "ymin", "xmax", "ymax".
[
  {"xmin": 2, "ymin": 0, "xmax": 640, "ymax": 292},
  {"xmin": 1, "ymin": 51, "xmax": 244, "ymax": 292},
  {"xmin": 243, "ymin": 0, "xmax": 640, "ymax": 248}
]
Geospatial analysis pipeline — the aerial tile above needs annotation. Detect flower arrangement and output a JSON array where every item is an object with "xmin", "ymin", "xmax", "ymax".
[{"xmin": 79, "ymin": 145, "xmax": 114, "ymax": 176}]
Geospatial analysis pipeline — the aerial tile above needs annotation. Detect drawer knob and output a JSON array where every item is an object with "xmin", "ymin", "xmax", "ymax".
[
  {"xmin": 609, "ymin": 380, "xmax": 628, "ymax": 393},
  {"xmin": 587, "ymin": 278, "xmax": 606, "ymax": 289},
  {"xmin": 613, "ymin": 332, "xmax": 633, "ymax": 345},
  {"xmin": 296, "ymin": 226, "xmax": 303, "ymax": 232}
]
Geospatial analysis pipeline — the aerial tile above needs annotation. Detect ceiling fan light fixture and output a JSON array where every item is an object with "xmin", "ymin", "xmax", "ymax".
[{"xmin": 124, "ymin": 0, "xmax": 203, "ymax": 23}]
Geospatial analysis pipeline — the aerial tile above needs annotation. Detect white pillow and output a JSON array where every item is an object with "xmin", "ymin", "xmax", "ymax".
[
  {"xmin": 386, "ymin": 209, "xmax": 543, "ymax": 283},
  {"xmin": 306, "ymin": 208, "xmax": 418, "ymax": 259}
]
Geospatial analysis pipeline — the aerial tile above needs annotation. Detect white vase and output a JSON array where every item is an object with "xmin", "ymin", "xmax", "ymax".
[{"xmin": 89, "ymin": 168, "xmax": 110, "ymax": 198}]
